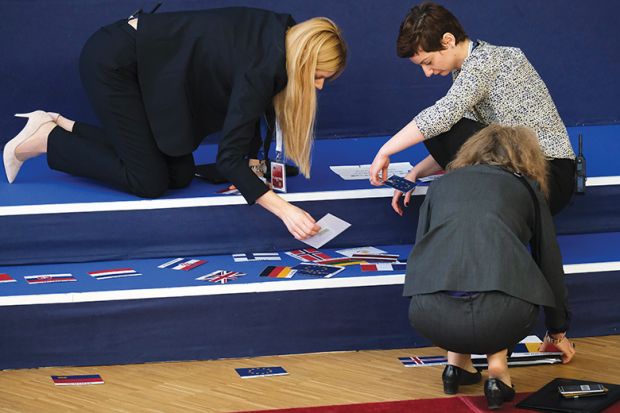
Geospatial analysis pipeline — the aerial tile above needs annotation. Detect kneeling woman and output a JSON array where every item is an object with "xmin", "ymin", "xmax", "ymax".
[
  {"xmin": 4, "ymin": 7, "xmax": 346, "ymax": 241},
  {"xmin": 404, "ymin": 125, "xmax": 576, "ymax": 409}
]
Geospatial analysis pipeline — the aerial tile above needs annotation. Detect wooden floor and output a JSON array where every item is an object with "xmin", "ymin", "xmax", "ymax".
[{"xmin": 0, "ymin": 335, "xmax": 618, "ymax": 413}]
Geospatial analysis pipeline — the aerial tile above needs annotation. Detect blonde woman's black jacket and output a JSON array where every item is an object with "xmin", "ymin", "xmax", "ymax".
[
  {"xmin": 404, "ymin": 165, "xmax": 570, "ymax": 333},
  {"xmin": 136, "ymin": 7, "xmax": 294, "ymax": 203}
]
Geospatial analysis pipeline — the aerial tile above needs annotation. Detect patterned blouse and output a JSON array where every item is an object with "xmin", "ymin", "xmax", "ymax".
[{"xmin": 414, "ymin": 40, "xmax": 575, "ymax": 160}]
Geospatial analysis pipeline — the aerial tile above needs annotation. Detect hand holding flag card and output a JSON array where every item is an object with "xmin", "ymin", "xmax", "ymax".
[
  {"xmin": 51, "ymin": 374, "xmax": 104, "ymax": 386},
  {"xmin": 384, "ymin": 175, "xmax": 416, "ymax": 193},
  {"xmin": 292, "ymin": 263, "xmax": 345, "ymax": 278},
  {"xmin": 235, "ymin": 367, "xmax": 288, "ymax": 379},
  {"xmin": 301, "ymin": 214, "xmax": 351, "ymax": 249}
]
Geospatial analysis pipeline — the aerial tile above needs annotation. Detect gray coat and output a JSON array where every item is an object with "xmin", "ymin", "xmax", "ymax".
[{"xmin": 403, "ymin": 164, "xmax": 569, "ymax": 332}]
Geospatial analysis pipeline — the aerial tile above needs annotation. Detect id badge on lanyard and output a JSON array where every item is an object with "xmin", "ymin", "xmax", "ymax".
[{"xmin": 271, "ymin": 120, "xmax": 287, "ymax": 193}]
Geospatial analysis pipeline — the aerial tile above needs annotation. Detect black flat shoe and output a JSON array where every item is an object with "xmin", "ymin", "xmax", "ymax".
[
  {"xmin": 442, "ymin": 364, "xmax": 482, "ymax": 394},
  {"xmin": 484, "ymin": 378, "xmax": 516, "ymax": 410}
]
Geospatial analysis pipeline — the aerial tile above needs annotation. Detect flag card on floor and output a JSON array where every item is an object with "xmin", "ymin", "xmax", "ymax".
[
  {"xmin": 360, "ymin": 263, "xmax": 407, "ymax": 272},
  {"xmin": 286, "ymin": 248, "xmax": 332, "ymax": 262},
  {"xmin": 0, "ymin": 273, "xmax": 16, "ymax": 283},
  {"xmin": 314, "ymin": 257, "xmax": 366, "ymax": 266},
  {"xmin": 88, "ymin": 268, "xmax": 141, "ymax": 280},
  {"xmin": 399, "ymin": 356, "xmax": 448, "ymax": 367},
  {"xmin": 292, "ymin": 263, "xmax": 345, "ymax": 278},
  {"xmin": 158, "ymin": 258, "xmax": 185, "ymax": 268},
  {"xmin": 235, "ymin": 367, "xmax": 288, "ymax": 379},
  {"xmin": 25, "ymin": 274, "xmax": 76, "ymax": 284},
  {"xmin": 51, "ymin": 374, "xmax": 104, "ymax": 386},
  {"xmin": 196, "ymin": 270, "xmax": 245, "ymax": 284},
  {"xmin": 216, "ymin": 186, "xmax": 240, "ymax": 195},
  {"xmin": 158, "ymin": 258, "xmax": 207, "ymax": 271},
  {"xmin": 259, "ymin": 266, "xmax": 296, "ymax": 279},
  {"xmin": 336, "ymin": 246, "xmax": 388, "ymax": 257},
  {"xmin": 352, "ymin": 253, "xmax": 400, "ymax": 262},
  {"xmin": 472, "ymin": 335, "xmax": 563, "ymax": 367},
  {"xmin": 233, "ymin": 252, "xmax": 281, "ymax": 262}
]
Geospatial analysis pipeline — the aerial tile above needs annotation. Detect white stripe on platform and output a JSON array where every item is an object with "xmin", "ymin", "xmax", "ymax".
[
  {"xmin": 586, "ymin": 176, "xmax": 620, "ymax": 187},
  {"xmin": 1, "ymin": 261, "xmax": 618, "ymax": 306},
  {"xmin": 0, "ymin": 187, "xmax": 428, "ymax": 217}
]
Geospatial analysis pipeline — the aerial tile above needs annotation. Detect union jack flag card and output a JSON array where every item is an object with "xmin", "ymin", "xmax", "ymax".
[
  {"xmin": 384, "ymin": 175, "xmax": 417, "ymax": 193},
  {"xmin": 292, "ymin": 263, "xmax": 344, "ymax": 278},
  {"xmin": 259, "ymin": 266, "xmax": 296, "ymax": 278},
  {"xmin": 360, "ymin": 263, "xmax": 407, "ymax": 272},
  {"xmin": 88, "ymin": 268, "xmax": 141, "ymax": 280},
  {"xmin": 158, "ymin": 258, "xmax": 207, "ymax": 271},
  {"xmin": 286, "ymin": 248, "xmax": 332, "ymax": 262},
  {"xmin": 232, "ymin": 252, "xmax": 281, "ymax": 262},
  {"xmin": 51, "ymin": 374, "xmax": 104, "ymax": 386},
  {"xmin": 25, "ymin": 274, "xmax": 76, "ymax": 284},
  {"xmin": 0, "ymin": 273, "xmax": 16, "ymax": 283},
  {"xmin": 235, "ymin": 366, "xmax": 288, "ymax": 379},
  {"xmin": 196, "ymin": 270, "xmax": 245, "ymax": 284},
  {"xmin": 399, "ymin": 356, "xmax": 448, "ymax": 367}
]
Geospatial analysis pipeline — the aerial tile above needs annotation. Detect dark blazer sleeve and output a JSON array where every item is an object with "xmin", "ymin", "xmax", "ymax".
[
  {"xmin": 216, "ymin": 71, "xmax": 274, "ymax": 204},
  {"xmin": 537, "ymin": 191, "xmax": 570, "ymax": 333}
]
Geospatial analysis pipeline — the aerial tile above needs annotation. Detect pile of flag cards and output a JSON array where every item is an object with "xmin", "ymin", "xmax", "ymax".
[
  {"xmin": 51, "ymin": 374, "xmax": 104, "ymax": 386},
  {"xmin": 158, "ymin": 258, "xmax": 207, "ymax": 271},
  {"xmin": 235, "ymin": 367, "xmax": 288, "ymax": 379}
]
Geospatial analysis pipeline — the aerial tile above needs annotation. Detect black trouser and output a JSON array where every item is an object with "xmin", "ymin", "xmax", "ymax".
[
  {"xmin": 408, "ymin": 291, "xmax": 539, "ymax": 355},
  {"xmin": 47, "ymin": 20, "xmax": 194, "ymax": 198},
  {"xmin": 424, "ymin": 118, "xmax": 576, "ymax": 215}
]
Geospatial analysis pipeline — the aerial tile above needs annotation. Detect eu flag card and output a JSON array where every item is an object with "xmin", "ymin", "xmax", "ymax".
[
  {"xmin": 292, "ymin": 263, "xmax": 345, "ymax": 278},
  {"xmin": 384, "ymin": 175, "xmax": 416, "ymax": 193},
  {"xmin": 235, "ymin": 367, "xmax": 288, "ymax": 379}
]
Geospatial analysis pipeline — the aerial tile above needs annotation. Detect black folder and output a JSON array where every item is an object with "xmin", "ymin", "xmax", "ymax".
[{"xmin": 517, "ymin": 378, "xmax": 620, "ymax": 413}]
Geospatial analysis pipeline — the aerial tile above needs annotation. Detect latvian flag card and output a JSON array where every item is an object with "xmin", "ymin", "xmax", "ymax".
[
  {"xmin": 88, "ymin": 268, "xmax": 141, "ymax": 280},
  {"xmin": 292, "ymin": 263, "xmax": 344, "ymax": 278},
  {"xmin": 352, "ymin": 253, "xmax": 400, "ymax": 262},
  {"xmin": 25, "ymin": 274, "xmax": 76, "ymax": 284},
  {"xmin": 314, "ymin": 257, "xmax": 366, "ymax": 266},
  {"xmin": 0, "ymin": 273, "xmax": 16, "ymax": 283},
  {"xmin": 259, "ymin": 266, "xmax": 296, "ymax": 279},
  {"xmin": 196, "ymin": 270, "xmax": 245, "ymax": 284},
  {"xmin": 399, "ymin": 356, "xmax": 448, "ymax": 367},
  {"xmin": 360, "ymin": 263, "xmax": 407, "ymax": 272},
  {"xmin": 235, "ymin": 366, "xmax": 288, "ymax": 379},
  {"xmin": 51, "ymin": 374, "xmax": 104, "ymax": 386},
  {"xmin": 285, "ymin": 248, "xmax": 332, "ymax": 262},
  {"xmin": 233, "ymin": 252, "xmax": 281, "ymax": 262},
  {"xmin": 158, "ymin": 258, "xmax": 207, "ymax": 271}
]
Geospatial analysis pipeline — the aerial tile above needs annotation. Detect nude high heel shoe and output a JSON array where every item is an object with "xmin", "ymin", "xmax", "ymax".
[{"xmin": 3, "ymin": 110, "xmax": 54, "ymax": 183}]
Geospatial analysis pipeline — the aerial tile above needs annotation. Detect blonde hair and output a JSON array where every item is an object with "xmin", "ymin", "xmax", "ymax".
[
  {"xmin": 274, "ymin": 17, "xmax": 347, "ymax": 177},
  {"xmin": 447, "ymin": 124, "xmax": 550, "ymax": 197}
]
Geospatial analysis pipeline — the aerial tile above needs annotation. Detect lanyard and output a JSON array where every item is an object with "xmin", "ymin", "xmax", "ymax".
[{"xmin": 274, "ymin": 119, "xmax": 284, "ymax": 162}]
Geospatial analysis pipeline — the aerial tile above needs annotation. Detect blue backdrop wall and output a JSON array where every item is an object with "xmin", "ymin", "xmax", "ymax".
[{"xmin": 1, "ymin": 0, "xmax": 619, "ymax": 146}]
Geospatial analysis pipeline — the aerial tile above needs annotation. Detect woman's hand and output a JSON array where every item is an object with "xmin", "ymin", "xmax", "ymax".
[
  {"xmin": 539, "ymin": 332, "xmax": 576, "ymax": 364},
  {"xmin": 256, "ymin": 191, "xmax": 320, "ymax": 240},
  {"xmin": 391, "ymin": 170, "xmax": 417, "ymax": 216},
  {"xmin": 279, "ymin": 202, "xmax": 321, "ymax": 240},
  {"xmin": 369, "ymin": 152, "xmax": 390, "ymax": 186}
]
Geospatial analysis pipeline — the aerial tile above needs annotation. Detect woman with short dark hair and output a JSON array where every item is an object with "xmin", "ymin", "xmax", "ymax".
[{"xmin": 370, "ymin": 2, "xmax": 575, "ymax": 216}]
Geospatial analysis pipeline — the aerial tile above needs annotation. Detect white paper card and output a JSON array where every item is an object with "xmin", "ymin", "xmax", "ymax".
[
  {"xmin": 336, "ymin": 246, "xmax": 388, "ymax": 257},
  {"xmin": 302, "ymin": 214, "xmax": 351, "ymax": 249},
  {"xmin": 330, "ymin": 162, "xmax": 413, "ymax": 180}
]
